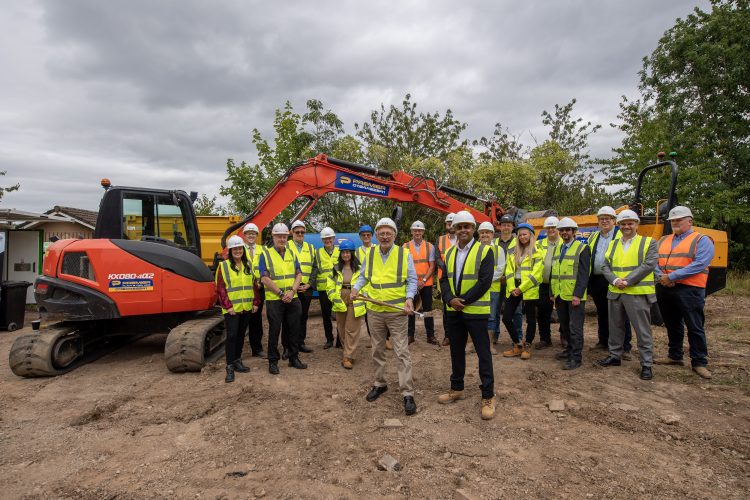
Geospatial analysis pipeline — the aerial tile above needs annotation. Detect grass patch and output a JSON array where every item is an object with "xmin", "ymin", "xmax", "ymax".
[{"xmin": 719, "ymin": 270, "xmax": 750, "ymax": 297}]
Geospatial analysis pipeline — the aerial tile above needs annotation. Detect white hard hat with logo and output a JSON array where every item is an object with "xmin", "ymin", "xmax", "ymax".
[
  {"xmin": 616, "ymin": 209, "xmax": 640, "ymax": 223},
  {"xmin": 243, "ymin": 222, "xmax": 259, "ymax": 234},
  {"xmin": 477, "ymin": 221, "xmax": 495, "ymax": 232},
  {"xmin": 272, "ymin": 223, "xmax": 290, "ymax": 235},
  {"xmin": 227, "ymin": 235, "xmax": 245, "ymax": 249},
  {"xmin": 557, "ymin": 217, "xmax": 578, "ymax": 229},
  {"xmin": 445, "ymin": 213, "xmax": 456, "ymax": 223},
  {"xmin": 410, "ymin": 220, "xmax": 426, "ymax": 230},
  {"xmin": 667, "ymin": 206, "xmax": 693, "ymax": 220},
  {"xmin": 543, "ymin": 216, "xmax": 560, "ymax": 228},
  {"xmin": 291, "ymin": 220, "xmax": 306, "ymax": 230},
  {"xmin": 452, "ymin": 211, "xmax": 476, "ymax": 227},
  {"xmin": 320, "ymin": 227, "xmax": 336, "ymax": 239},
  {"xmin": 597, "ymin": 206, "xmax": 617, "ymax": 218},
  {"xmin": 375, "ymin": 217, "xmax": 398, "ymax": 233}
]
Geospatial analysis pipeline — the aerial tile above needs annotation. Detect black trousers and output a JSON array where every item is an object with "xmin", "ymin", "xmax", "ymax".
[
  {"xmin": 408, "ymin": 285, "xmax": 435, "ymax": 339},
  {"xmin": 537, "ymin": 283, "xmax": 554, "ymax": 343},
  {"xmin": 503, "ymin": 294, "xmax": 538, "ymax": 344},
  {"xmin": 589, "ymin": 274, "xmax": 633, "ymax": 351},
  {"xmin": 247, "ymin": 296, "xmax": 264, "ymax": 354},
  {"xmin": 266, "ymin": 298, "xmax": 302, "ymax": 363},
  {"xmin": 446, "ymin": 313, "xmax": 494, "ymax": 399},
  {"xmin": 297, "ymin": 289, "xmax": 313, "ymax": 345},
  {"xmin": 318, "ymin": 291, "xmax": 335, "ymax": 342},
  {"xmin": 657, "ymin": 284, "xmax": 709, "ymax": 367},
  {"xmin": 556, "ymin": 298, "xmax": 586, "ymax": 362},
  {"xmin": 225, "ymin": 311, "xmax": 251, "ymax": 364}
]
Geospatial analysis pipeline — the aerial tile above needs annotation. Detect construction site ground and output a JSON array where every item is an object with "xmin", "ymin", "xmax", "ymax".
[{"xmin": 1, "ymin": 294, "xmax": 749, "ymax": 499}]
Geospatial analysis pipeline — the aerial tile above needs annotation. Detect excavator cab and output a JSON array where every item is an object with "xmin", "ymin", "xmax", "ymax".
[{"xmin": 630, "ymin": 152, "xmax": 679, "ymax": 233}]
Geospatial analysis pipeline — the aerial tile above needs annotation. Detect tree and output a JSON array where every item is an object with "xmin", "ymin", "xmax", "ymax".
[
  {"xmin": 0, "ymin": 171, "xmax": 20, "ymax": 202},
  {"xmin": 192, "ymin": 194, "xmax": 227, "ymax": 216}
]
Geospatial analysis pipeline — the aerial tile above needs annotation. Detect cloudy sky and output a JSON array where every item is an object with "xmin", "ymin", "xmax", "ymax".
[{"xmin": 0, "ymin": 0, "xmax": 708, "ymax": 213}]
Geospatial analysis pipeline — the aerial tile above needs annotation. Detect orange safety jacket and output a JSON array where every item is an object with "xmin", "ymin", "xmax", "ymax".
[
  {"xmin": 437, "ymin": 234, "xmax": 455, "ymax": 280},
  {"xmin": 657, "ymin": 232, "xmax": 709, "ymax": 288},
  {"xmin": 404, "ymin": 239, "xmax": 434, "ymax": 286}
]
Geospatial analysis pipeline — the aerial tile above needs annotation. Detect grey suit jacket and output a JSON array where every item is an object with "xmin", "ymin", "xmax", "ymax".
[{"xmin": 602, "ymin": 237, "xmax": 658, "ymax": 304}]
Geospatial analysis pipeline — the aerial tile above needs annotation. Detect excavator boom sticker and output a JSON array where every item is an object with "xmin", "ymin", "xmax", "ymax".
[
  {"xmin": 108, "ymin": 273, "xmax": 155, "ymax": 292},
  {"xmin": 335, "ymin": 172, "xmax": 389, "ymax": 197}
]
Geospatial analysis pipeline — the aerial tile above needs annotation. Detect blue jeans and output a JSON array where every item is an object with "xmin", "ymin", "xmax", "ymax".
[{"xmin": 488, "ymin": 291, "xmax": 501, "ymax": 333}]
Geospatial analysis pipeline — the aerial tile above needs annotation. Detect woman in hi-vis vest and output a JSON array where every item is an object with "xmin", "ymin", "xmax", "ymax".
[
  {"xmin": 216, "ymin": 235, "xmax": 259, "ymax": 383},
  {"xmin": 328, "ymin": 240, "xmax": 367, "ymax": 370}
]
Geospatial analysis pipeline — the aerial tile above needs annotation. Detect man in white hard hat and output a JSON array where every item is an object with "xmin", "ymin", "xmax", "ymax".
[
  {"xmin": 477, "ymin": 220, "xmax": 507, "ymax": 356},
  {"xmin": 588, "ymin": 206, "xmax": 633, "ymax": 356},
  {"xmin": 495, "ymin": 214, "xmax": 522, "ymax": 346},
  {"xmin": 550, "ymin": 218, "xmax": 591, "ymax": 370},
  {"xmin": 311, "ymin": 227, "xmax": 340, "ymax": 349},
  {"xmin": 352, "ymin": 217, "xmax": 418, "ymax": 416},
  {"xmin": 242, "ymin": 222, "xmax": 266, "ymax": 358},
  {"xmin": 404, "ymin": 220, "xmax": 437, "ymax": 345},
  {"xmin": 286, "ymin": 220, "xmax": 315, "ymax": 355},
  {"xmin": 257, "ymin": 223, "xmax": 306, "ymax": 374},
  {"xmin": 436, "ymin": 213, "xmax": 458, "ymax": 346},
  {"xmin": 438, "ymin": 211, "xmax": 496, "ymax": 419},
  {"xmin": 535, "ymin": 216, "xmax": 561, "ymax": 350},
  {"xmin": 654, "ymin": 206, "xmax": 715, "ymax": 379},
  {"xmin": 595, "ymin": 210, "xmax": 658, "ymax": 380}
]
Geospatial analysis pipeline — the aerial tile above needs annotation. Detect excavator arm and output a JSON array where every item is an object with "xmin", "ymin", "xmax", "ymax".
[{"xmin": 222, "ymin": 154, "xmax": 504, "ymax": 246}]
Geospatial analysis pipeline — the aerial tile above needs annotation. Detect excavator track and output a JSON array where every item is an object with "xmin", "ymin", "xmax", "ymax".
[
  {"xmin": 9, "ymin": 326, "xmax": 85, "ymax": 377},
  {"xmin": 164, "ymin": 311, "xmax": 225, "ymax": 373}
]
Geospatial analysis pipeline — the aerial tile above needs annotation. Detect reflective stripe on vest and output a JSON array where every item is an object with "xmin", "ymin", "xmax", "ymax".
[
  {"xmin": 328, "ymin": 268, "xmax": 367, "ymax": 318},
  {"xmin": 490, "ymin": 243, "xmax": 504, "ymax": 293},
  {"xmin": 217, "ymin": 259, "xmax": 254, "ymax": 314},
  {"xmin": 606, "ymin": 235, "xmax": 655, "ymax": 295},
  {"xmin": 365, "ymin": 245, "xmax": 408, "ymax": 312},
  {"xmin": 445, "ymin": 242, "xmax": 491, "ymax": 315},
  {"xmin": 405, "ymin": 240, "xmax": 434, "ymax": 286},
  {"xmin": 437, "ymin": 234, "xmax": 454, "ymax": 280},
  {"xmin": 315, "ymin": 246, "xmax": 340, "ymax": 291},
  {"xmin": 287, "ymin": 240, "xmax": 315, "ymax": 283},
  {"xmin": 657, "ymin": 232, "xmax": 709, "ymax": 288},
  {"xmin": 261, "ymin": 246, "xmax": 298, "ymax": 301},
  {"xmin": 504, "ymin": 247, "xmax": 543, "ymax": 299},
  {"xmin": 550, "ymin": 240, "xmax": 587, "ymax": 301}
]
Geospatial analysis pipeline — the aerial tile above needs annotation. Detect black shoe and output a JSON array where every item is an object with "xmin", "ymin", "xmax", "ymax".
[
  {"xmin": 594, "ymin": 356, "xmax": 621, "ymax": 368},
  {"xmin": 555, "ymin": 350, "xmax": 571, "ymax": 360},
  {"xmin": 298, "ymin": 344, "xmax": 313, "ymax": 353},
  {"xmin": 288, "ymin": 357, "xmax": 308, "ymax": 369},
  {"xmin": 323, "ymin": 341, "xmax": 333, "ymax": 350},
  {"xmin": 366, "ymin": 385, "xmax": 388, "ymax": 402},
  {"xmin": 281, "ymin": 348, "xmax": 290, "ymax": 360},
  {"xmin": 252, "ymin": 350, "xmax": 267, "ymax": 358},
  {"xmin": 233, "ymin": 359, "xmax": 250, "ymax": 373},
  {"xmin": 404, "ymin": 396, "xmax": 417, "ymax": 416},
  {"xmin": 535, "ymin": 340, "xmax": 552, "ymax": 350},
  {"xmin": 640, "ymin": 366, "xmax": 653, "ymax": 380},
  {"xmin": 268, "ymin": 363, "xmax": 279, "ymax": 375},
  {"xmin": 563, "ymin": 360, "xmax": 582, "ymax": 370},
  {"xmin": 427, "ymin": 336, "xmax": 439, "ymax": 345},
  {"xmin": 408, "ymin": 336, "xmax": 415, "ymax": 345},
  {"xmin": 225, "ymin": 366, "xmax": 235, "ymax": 383},
  {"xmin": 589, "ymin": 343, "xmax": 608, "ymax": 351}
]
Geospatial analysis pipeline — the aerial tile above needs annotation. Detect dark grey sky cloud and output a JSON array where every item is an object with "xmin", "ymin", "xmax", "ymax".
[{"xmin": 1, "ymin": 0, "xmax": 708, "ymax": 213}]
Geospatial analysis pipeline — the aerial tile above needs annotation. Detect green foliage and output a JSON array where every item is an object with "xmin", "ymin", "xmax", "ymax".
[
  {"xmin": 192, "ymin": 194, "xmax": 226, "ymax": 216},
  {"xmin": 0, "ymin": 171, "xmax": 20, "ymax": 202}
]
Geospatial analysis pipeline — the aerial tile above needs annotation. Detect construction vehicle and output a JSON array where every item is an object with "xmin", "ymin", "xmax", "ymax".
[
  {"xmin": 526, "ymin": 153, "xmax": 727, "ymax": 295},
  {"xmin": 9, "ymin": 156, "xmax": 505, "ymax": 378}
]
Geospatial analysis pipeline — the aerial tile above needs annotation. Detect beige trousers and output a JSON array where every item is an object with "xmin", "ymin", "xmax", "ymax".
[
  {"xmin": 336, "ymin": 307, "xmax": 364, "ymax": 360},
  {"xmin": 368, "ymin": 310, "xmax": 414, "ymax": 396}
]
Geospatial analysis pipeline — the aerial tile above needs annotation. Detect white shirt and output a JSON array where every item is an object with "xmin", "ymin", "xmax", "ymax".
[{"xmin": 453, "ymin": 238, "xmax": 474, "ymax": 288}]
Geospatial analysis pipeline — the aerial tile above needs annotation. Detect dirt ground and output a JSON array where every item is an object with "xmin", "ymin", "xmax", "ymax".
[{"xmin": 1, "ymin": 295, "xmax": 749, "ymax": 499}]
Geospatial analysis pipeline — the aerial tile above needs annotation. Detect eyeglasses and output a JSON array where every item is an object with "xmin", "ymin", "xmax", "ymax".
[{"xmin": 293, "ymin": 231, "xmax": 305, "ymax": 235}]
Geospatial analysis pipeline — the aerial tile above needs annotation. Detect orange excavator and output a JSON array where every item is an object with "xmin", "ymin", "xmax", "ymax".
[{"xmin": 9, "ymin": 155, "xmax": 505, "ymax": 377}]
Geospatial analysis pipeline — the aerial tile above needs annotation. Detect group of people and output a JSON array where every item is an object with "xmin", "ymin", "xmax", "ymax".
[{"xmin": 215, "ymin": 203, "xmax": 715, "ymax": 419}]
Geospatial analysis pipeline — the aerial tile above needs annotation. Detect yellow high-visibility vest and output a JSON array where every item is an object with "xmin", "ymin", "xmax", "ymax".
[
  {"xmin": 260, "ymin": 246, "xmax": 298, "ymax": 301},
  {"xmin": 445, "ymin": 242, "xmax": 491, "ymax": 315},
  {"xmin": 217, "ymin": 259, "xmax": 254, "ymax": 314},
  {"xmin": 315, "ymin": 246, "xmax": 340, "ymax": 292},
  {"xmin": 550, "ymin": 240, "xmax": 587, "ymax": 301},
  {"xmin": 364, "ymin": 245, "xmax": 409, "ymax": 313},
  {"xmin": 605, "ymin": 235, "xmax": 655, "ymax": 295}
]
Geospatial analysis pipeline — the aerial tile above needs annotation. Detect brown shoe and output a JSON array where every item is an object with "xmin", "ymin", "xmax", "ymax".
[
  {"xmin": 438, "ymin": 390, "xmax": 465, "ymax": 404},
  {"xmin": 441, "ymin": 337, "xmax": 450, "ymax": 347},
  {"xmin": 520, "ymin": 342, "xmax": 531, "ymax": 360},
  {"xmin": 427, "ymin": 336, "xmax": 439, "ymax": 345},
  {"xmin": 503, "ymin": 344, "xmax": 522, "ymax": 357},
  {"xmin": 654, "ymin": 357, "xmax": 685, "ymax": 366},
  {"xmin": 385, "ymin": 339, "xmax": 393, "ymax": 350},
  {"xmin": 693, "ymin": 366, "xmax": 712, "ymax": 379},
  {"xmin": 342, "ymin": 358, "xmax": 353, "ymax": 370},
  {"xmin": 408, "ymin": 336, "xmax": 415, "ymax": 345},
  {"xmin": 481, "ymin": 396, "xmax": 496, "ymax": 420}
]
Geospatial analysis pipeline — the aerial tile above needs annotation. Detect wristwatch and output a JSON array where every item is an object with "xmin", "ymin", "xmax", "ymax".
[{"xmin": 277, "ymin": 290, "xmax": 284, "ymax": 298}]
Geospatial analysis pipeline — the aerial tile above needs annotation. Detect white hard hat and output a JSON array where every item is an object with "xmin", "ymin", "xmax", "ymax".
[
  {"xmin": 445, "ymin": 213, "xmax": 456, "ymax": 223},
  {"xmin": 452, "ymin": 210, "xmax": 476, "ymax": 227},
  {"xmin": 410, "ymin": 220, "xmax": 425, "ymax": 230},
  {"xmin": 667, "ymin": 206, "xmax": 693, "ymax": 220},
  {"xmin": 616, "ymin": 209, "xmax": 640, "ymax": 223},
  {"xmin": 597, "ymin": 206, "xmax": 617, "ymax": 218},
  {"xmin": 543, "ymin": 216, "xmax": 560, "ymax": 228},
  {"xmin": 557, "ymin": 217, "xmax": 578, "ymax": 229},
  {"xmin": 272, "ymin": 223, "xmax": 290, "ymax": 235},
  {"xmin": 291, "ymin": 220, "xmax": 306, "ymax": 230},
  {"xmin": 477, "ymin": 221, "xmax": 495, "ymax": 233},
  {"xmin": 375, "ymin": 217, "xmax": 397, "ymax": 233},
  {"xmin": 320, "ymin": 227, "xmax": 336, "ymax": 239},
  {"xmin": 227, "ymin": 235, "xmax": 245, "ymax": 249},
  {"xmin": 243, "ymin": 222, "xmax": 259, "ymax": 234}
]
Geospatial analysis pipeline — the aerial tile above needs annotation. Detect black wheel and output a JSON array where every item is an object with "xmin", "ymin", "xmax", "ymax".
[{"xmin": 7, "ymin": 322, "xmax": 17, "ymax": 332}]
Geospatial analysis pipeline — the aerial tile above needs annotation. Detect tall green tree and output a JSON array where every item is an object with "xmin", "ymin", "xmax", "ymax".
[{"xmin": 0, "ymin": 171, "xmax": 20, "ymax": 202}]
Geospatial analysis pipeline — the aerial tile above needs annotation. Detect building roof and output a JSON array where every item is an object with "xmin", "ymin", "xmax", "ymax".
[{"xmin": 45, "ymin": 206, "xmax": 98, "ymax": 228}]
